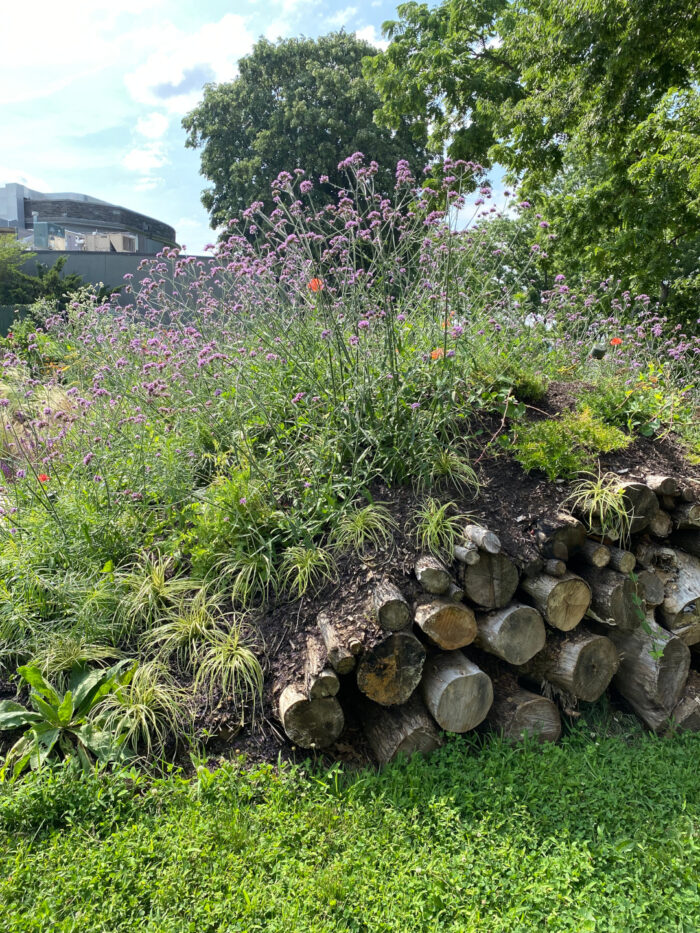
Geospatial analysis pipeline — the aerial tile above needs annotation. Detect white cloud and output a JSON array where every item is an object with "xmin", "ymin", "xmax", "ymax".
[
  {"xmin": 327, "ymin": 6, "xmax": 358, "ymax": 27},
  {"xmin": 124, "ymin": 14, "xmax": 257, "ymax": 115},
  {"xmin": 135, "ymin": 112, "xmax": 170, "ymax": 140},
  {"xmin": 355, "ymin": 25, "xmax": 389, "ymax": 50},
  {"xmin": 0, "ymin": 165, "xmax": 50, "ymax": 191},
  {"xmin": 122, "ymin": 142, "xmax": 167, "ymax": 175}
]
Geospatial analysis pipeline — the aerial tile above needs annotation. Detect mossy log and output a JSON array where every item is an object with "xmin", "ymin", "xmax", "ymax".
[
  {"xmin": 607, "ymin": 616, "xmax": 690, "ymax": 732},
  {"xmin": 459, "ymin": 551, "xmax": 519, "ymax": 609},
  {"xmin": 517, "ymin": 626, "xmax": 618, "ymax": 702},
  {"xmin": 362, "ymin": 695, "xmax": 442, "ymax": 765},
  {"xmin": 356, "ymin": 631, "xmax": 426, "ymax": 706},
  {"xmin": 454, "ymin": 542, "xmax": 480, "ymax": 566},
  {"xmin": 486, "ymin": 672, "xmax": 561, "ymax": 743},
  {"xmin": 519, "ymin": 572, "xmax": 591, "ymax": 631},
  {"xmin": 420, "ymin": 651, "xmax": 493, "ymax": 732},
  {"xmin": 414, "ymin": 598, "xmax": 477, "ymax": 650},
  {"xmin": 474, "ymin": 602, "xmax": 546, "ymax": 665}
]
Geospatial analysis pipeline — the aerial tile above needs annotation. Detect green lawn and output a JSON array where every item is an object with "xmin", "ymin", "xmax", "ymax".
[{"xmin": 2, "ymin": 725, "xmax": 700, "ymax": 932}]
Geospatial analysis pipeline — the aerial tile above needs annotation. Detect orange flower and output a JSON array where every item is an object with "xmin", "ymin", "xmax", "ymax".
[
  {"xmin": 308, "ymin": 277, "xmax": 323, "ymax": 293},
  {"xmin": 37, "ymin": 473, "xmax": 49, "ymax": 482},
  {"xmin": 610, "ymin": 337, "xmax": 623, "ymax": 346},
  {"xmin": 431, "ymin": 347, "xmax": 444, "ymax": 360}
]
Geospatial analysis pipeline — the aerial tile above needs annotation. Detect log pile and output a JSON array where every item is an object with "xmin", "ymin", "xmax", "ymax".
[{"xmin": 276, "ymin": 473, "xmax": 700, "ymax": 763}]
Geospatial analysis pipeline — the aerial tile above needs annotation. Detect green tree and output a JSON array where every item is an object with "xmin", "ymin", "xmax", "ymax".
[
  {"xmin": 0, "ymin": 235, "xmax": 85, "ymax": 308},
  {"xmin": 367, "ymin": 0, "xmax": 700, "ymax": 316},
  {"xmin": 182, "ymin": 31, "xmax": 428, "ymax": 225}
]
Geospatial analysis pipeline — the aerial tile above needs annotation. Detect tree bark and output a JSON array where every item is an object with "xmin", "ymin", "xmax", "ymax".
[
  {"xmin": 414, "ymin": 598, "xmax": 477, "ymax": 650},
  {"xmin": 667, "ymin": 671, "xmax": 700, "ymax": 733},
  {"xmin": 373, "ymin": 579, "xmax": 412, "ymax": 632},
  {"xmin": 474, "ymin": 602, "xmax": 546, "ymax": 665},
  {"xmin": 535, "ymin": 512, "xmax": 586, "ymax": 558},
  {"xmin": 303, "ymin": 633, "xmax": 340, "ymax": 699},
  {"xmin": 636, "ymin": 570, "xmax": 665, "ymax": 607},
  {"xmin": 672, "ymin": 503, "xmax": 700, "ymax": 531},
  {"xmin": 645, "ymin": 474, "xmax": 681, "ymax": 497},
  {"xmin": 415, "ymin": 555, "xmax": 452, "ymax": 595},
  {"xmin": 463, "ymin": 524, "xmax": 501, "ymax": 554},
  {"xmin": 607, "ymin": 615, "xmax": 690, "ymax": 732},
  {"xmin": 454, "ymin": 542, "xmax": 480, "ymax": 566},
  {"xmin": 362, "ymin": 695, "xmax": 442, "ymax": 765},
  {"xmin": 520, "ymin": 571, "xmax": 591, "ymax": 631},
  {"xmin": 459, "ymin": 551, "xmax": 519, "ymax": 609},
  {"xmin": 420, "ymin": 651, "xmax": 493, "ymax": 732},
  {"xmin": 576, "ymin": 565, "xmax": 640, "ymax": 631},
  {"xmin": 517, "ymin": 626, "xmax": 618, "ymax": 702},
  {"xmin": 486, "ymin": 672, "xmax": 561, "ymax": 743},
  {"xmin": 648, "ymin": 510, "xmax": 673, "ymax": 538},
  {"xmin": 544, "ymin": 559, "xmax": 567, "ymax": 578},
  {"xmin": 620, "ymin": 481, "xmax": 659, "ymax": 533},
  {"xmin": 317, "ymin": 612, "xmax": 361, "ymax": 674},
  {"xmin": 657, "ymin": 549, "xmax": 700, "ymax": 644},
  {"xmin": 356, "ymin": 631, "xmax": 426, "ymax": 706},
  {"xmin": 278, "ymin": 686, "xmax": 344, "ymax": 748}
]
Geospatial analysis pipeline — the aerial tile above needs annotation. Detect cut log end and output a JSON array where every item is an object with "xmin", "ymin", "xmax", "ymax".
[
  {"xmin": 278, "ymin": 686, "xmax": 344, "ymax": 748},
  {"xmin": 421, "ymin": 652, "xmax": 493, "ymax": 733},
  {"xmin": 373, "ymin": 580, "xmax": 412, "ymax": 632},
  {"xmin": 363, "ymin": 695, "xmax": 442, "ymax": 765},
  {"xmin": 475, "ymin": 603, "xmax": 546, "ymax": 666},
  {"xmin": 415, "ymin": 555, "xmax": 452, "ymax": 595},
  {"xmin": 356, "ymin": 631, "xmax": 426, "ymax": 706},
  {"xmin": 415, "ymin": 599, "xmax": 477, "ymax": 650},
  {"xmin": 460, "ymin": 551, "xmax": 519, "ymax": 609},
  {"xmin": 487, "ymin": 679, "xmax": 561, "ymax": 744},
  {"xmin": 521, "ymin": 572, "xmax": 591, "ymax": 631}
]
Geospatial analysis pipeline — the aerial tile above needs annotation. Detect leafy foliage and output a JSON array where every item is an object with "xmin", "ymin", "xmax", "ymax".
[{"xmin": 564, "ymin": 472, "xmax": 633, "ymax": 546}]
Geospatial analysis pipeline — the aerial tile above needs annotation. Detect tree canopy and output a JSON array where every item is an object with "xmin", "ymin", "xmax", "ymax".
[
  {"xmin": 183, "ymin": 31, "xmax": 428, "ymax": 226},
  {"xmin": 366, "ymin": 0, "xmax": 700, "ymax": 317},
  {"xmin": 0, "ymin": 236, "xmax": 85, "ymax": 308}
]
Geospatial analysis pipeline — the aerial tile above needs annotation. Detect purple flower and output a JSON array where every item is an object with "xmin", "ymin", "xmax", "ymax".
[
  {"xmin": 396, "ymin": 314, "xmax": 406, "ymax": 323},
  {"xmin": 291, "ymin": 392, "xmax": 306, "ymax": 404},
  {"xmin": 300, "ymin": 180, "xmax": 313, "ymax": 194},
  {"xmin": 357, "ymin": 320, "xmax": 370, "ymax": 330},
  {"xmin": 239, "ymin": 497, "xmax": 247, "ymax": 506},
  {"xmin": 349, "ymin": 335, "xmax": 359, "ymax": 346},
  {"xmin": 83, "ymin": 452, "xmax": 94, "ymax": 466},
  {"xmin": 410, "ymin": 402, "xmax": 420, "ymax": 410},
  {"xmin": 16, "ymin": 469, "xmax": 26, "ymax": 479}
]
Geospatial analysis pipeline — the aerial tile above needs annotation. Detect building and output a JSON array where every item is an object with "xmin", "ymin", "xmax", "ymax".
[{"xmin": 0, "ymin": 183, "xmax": 176, "ymax": 253}]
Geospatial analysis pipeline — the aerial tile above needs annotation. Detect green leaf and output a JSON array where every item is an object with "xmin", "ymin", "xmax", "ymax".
[
  {"xmin": 72, "ymin": 659, "xmax": 133, "ymax": 716},
  {"xmin": 57, "ymin": 690, "xmax": 75, "ymax": 726},
  {"xmin": 29, "ymin": 694, "xmax": 62, "ymax": 726},
  {"xmin": 17, "ymin": 665, "xmax": 60, "ymax": 705},
  {"xmin": 0, "ymin": 701, "xmax": 43, "ymax": 731}
]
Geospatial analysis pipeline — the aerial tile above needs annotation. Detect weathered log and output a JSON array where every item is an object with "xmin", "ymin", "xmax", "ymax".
[
  {"xmin": 415, "ymin": 555, "xmax": 452, "ymax": 595},
  {"xmin": 446, "ymin": 581, "xmax": 465, "ymax": 602},
  {"xmin": 278, "ymin": 686, "xmax": 344, "ymax": 748},
  {"xmin": 607, "ymin": 546, "xmax": 636, "ymax": 574},
  {"xmin": 356, "ymin": 631, "xmax": 426, "ymax": 705},
  {"xmin": 475, "ymin": 602, "xmax": 546, "ymax": 665},
  {"xmin": 373, "ymin": 580, "xmax": 412, "ymax": 632},
  {"xmin": 662, "ymin": 494, "xmax": 677, "ymax": 512},
  {"xmin": 517, "ymin": 626, "xmax": 618, "ymax": 702},
  {"xmin": 303, "ymin": 633, "xmax": 340, "ymax": 699},
  {"xmin": 580, "ymin": 539, "xmax": 611, "ymax": 568},
  {"xmin": 577, "ymin": 565, "xmax": 640, "ymax": 631},
  {"xmin": 520, "ymin": 572, "xmax": 591, "ymax": 632},
  {"xmin": 636, "ymin": 569, "xmax": 665, "ymax": 607},
  {"xmin": 620, "ymin": 481, "xmax": 659, "ymax": 533},
  {"xmin": 536, "ymin": 513, "xmax": 586, "ymax": 558},
  {"xmin": 317, "ymin": 612, "xmax": 361, "ymax": 674},
  {"xmin": 648, "ymin": 510, "xmax": 673, "ymax": 538},
  {"xmin": 672, "ymin": 532, "xmax": 700, "ymax": 559},
  {"xmin": 681, "ymin": 485, "xmax": 699, "ymax": 503},
  {"xmin": 544, "ymin": 559, "xmax": 567, "ymax": 578},
  {"xmin": 667, "ymin": 671, "xmax": 700, "ymax": 733},
  {"xmin": 362, "ymin": 694, "xmax": 442, "ymax": 765},
  {"xmin": 646, "ymin": 474, "xmax": 681, "ymax": 497},
  {"xmin": 512, "ymin": 554, "xmax": 545, "ymax": 578},
  {"xmin": 459, "ymin": 551, "xmax": 519, "ymax": 609},
  {"xmin": 486, "ymin": 672, "xmax": 561, "ymax": 743},
  {"xmin": 454, "ymin": 542, "xmax": 480, "ymax": 566},
  {"xmin": 673, "ymin": 502, "xmax": 700, "ymax": 531},
  {"xmin": 607, "ymin": 616, "xmax": 690, "ymax": 732},
  {"xmin": 414, "ymin": 598, "xmax": 477, "ymax": 650},
  {"xmin": 657, "ymin": 549, "xmax": 700, "ymax": 645},
  {"xmin": 463, "ymin": 524, "xmax": 501, "ymax": 554},
  {"xmin": 420, "ymin": 651, "xmax": 493, "ymax": 732},
  {"xmin": 635, "ymin": 542, "xmax": 679, "ymax": 573}
]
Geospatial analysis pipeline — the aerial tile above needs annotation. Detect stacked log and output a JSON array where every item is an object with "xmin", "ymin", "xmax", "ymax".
[{"xmin": 274, "ymin": 479, "xmax": 700, "ymax": 762}]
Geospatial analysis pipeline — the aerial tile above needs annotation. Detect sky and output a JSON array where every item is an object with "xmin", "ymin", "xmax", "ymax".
[{"xmin": 1, "ymin": 0, "xmax": 400, "ymax": 254}]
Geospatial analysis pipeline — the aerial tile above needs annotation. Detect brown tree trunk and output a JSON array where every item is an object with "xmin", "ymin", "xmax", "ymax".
[
  {"xmin": 474, "ymin": 602, "xmax": 546, "ymax": 665},
  {"xmin": 459, "ymin": 551, "xmax": 519, "ymax": 609},
  {"xmin": 414, "ymin": 598, "xmax": 477, "ymax": 650},
  {"xmin": 519, "ymin": 572, "xmax": 591, "ymax": 631},
  {"xmin": 607, "ymin": 616, "xmax": 690, "ymax": 732},
  {"xmin": 517, "ymin": 626, "xmax": 618, "ymax": 702},
  {"xmin": 420, "ymin": 651, "xmax": 493, "ymax": 732},
  {"xmin": 373, "ymin": 579, "xmax": 412, "ymax": 632},
  {"xmin": 356, "ymin": 631, "xmax": 426, "ymax": 706},
  {"xmin": 362, "ymin": 694, "xmax": 442, "ymax": 765},
  {"xmin": 278, "ymin": 686, "xmax": 344, "ymax": 748},
  {"xmin": 486, "ymin": 672, "xmax": 561, "ymax": 743}
]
